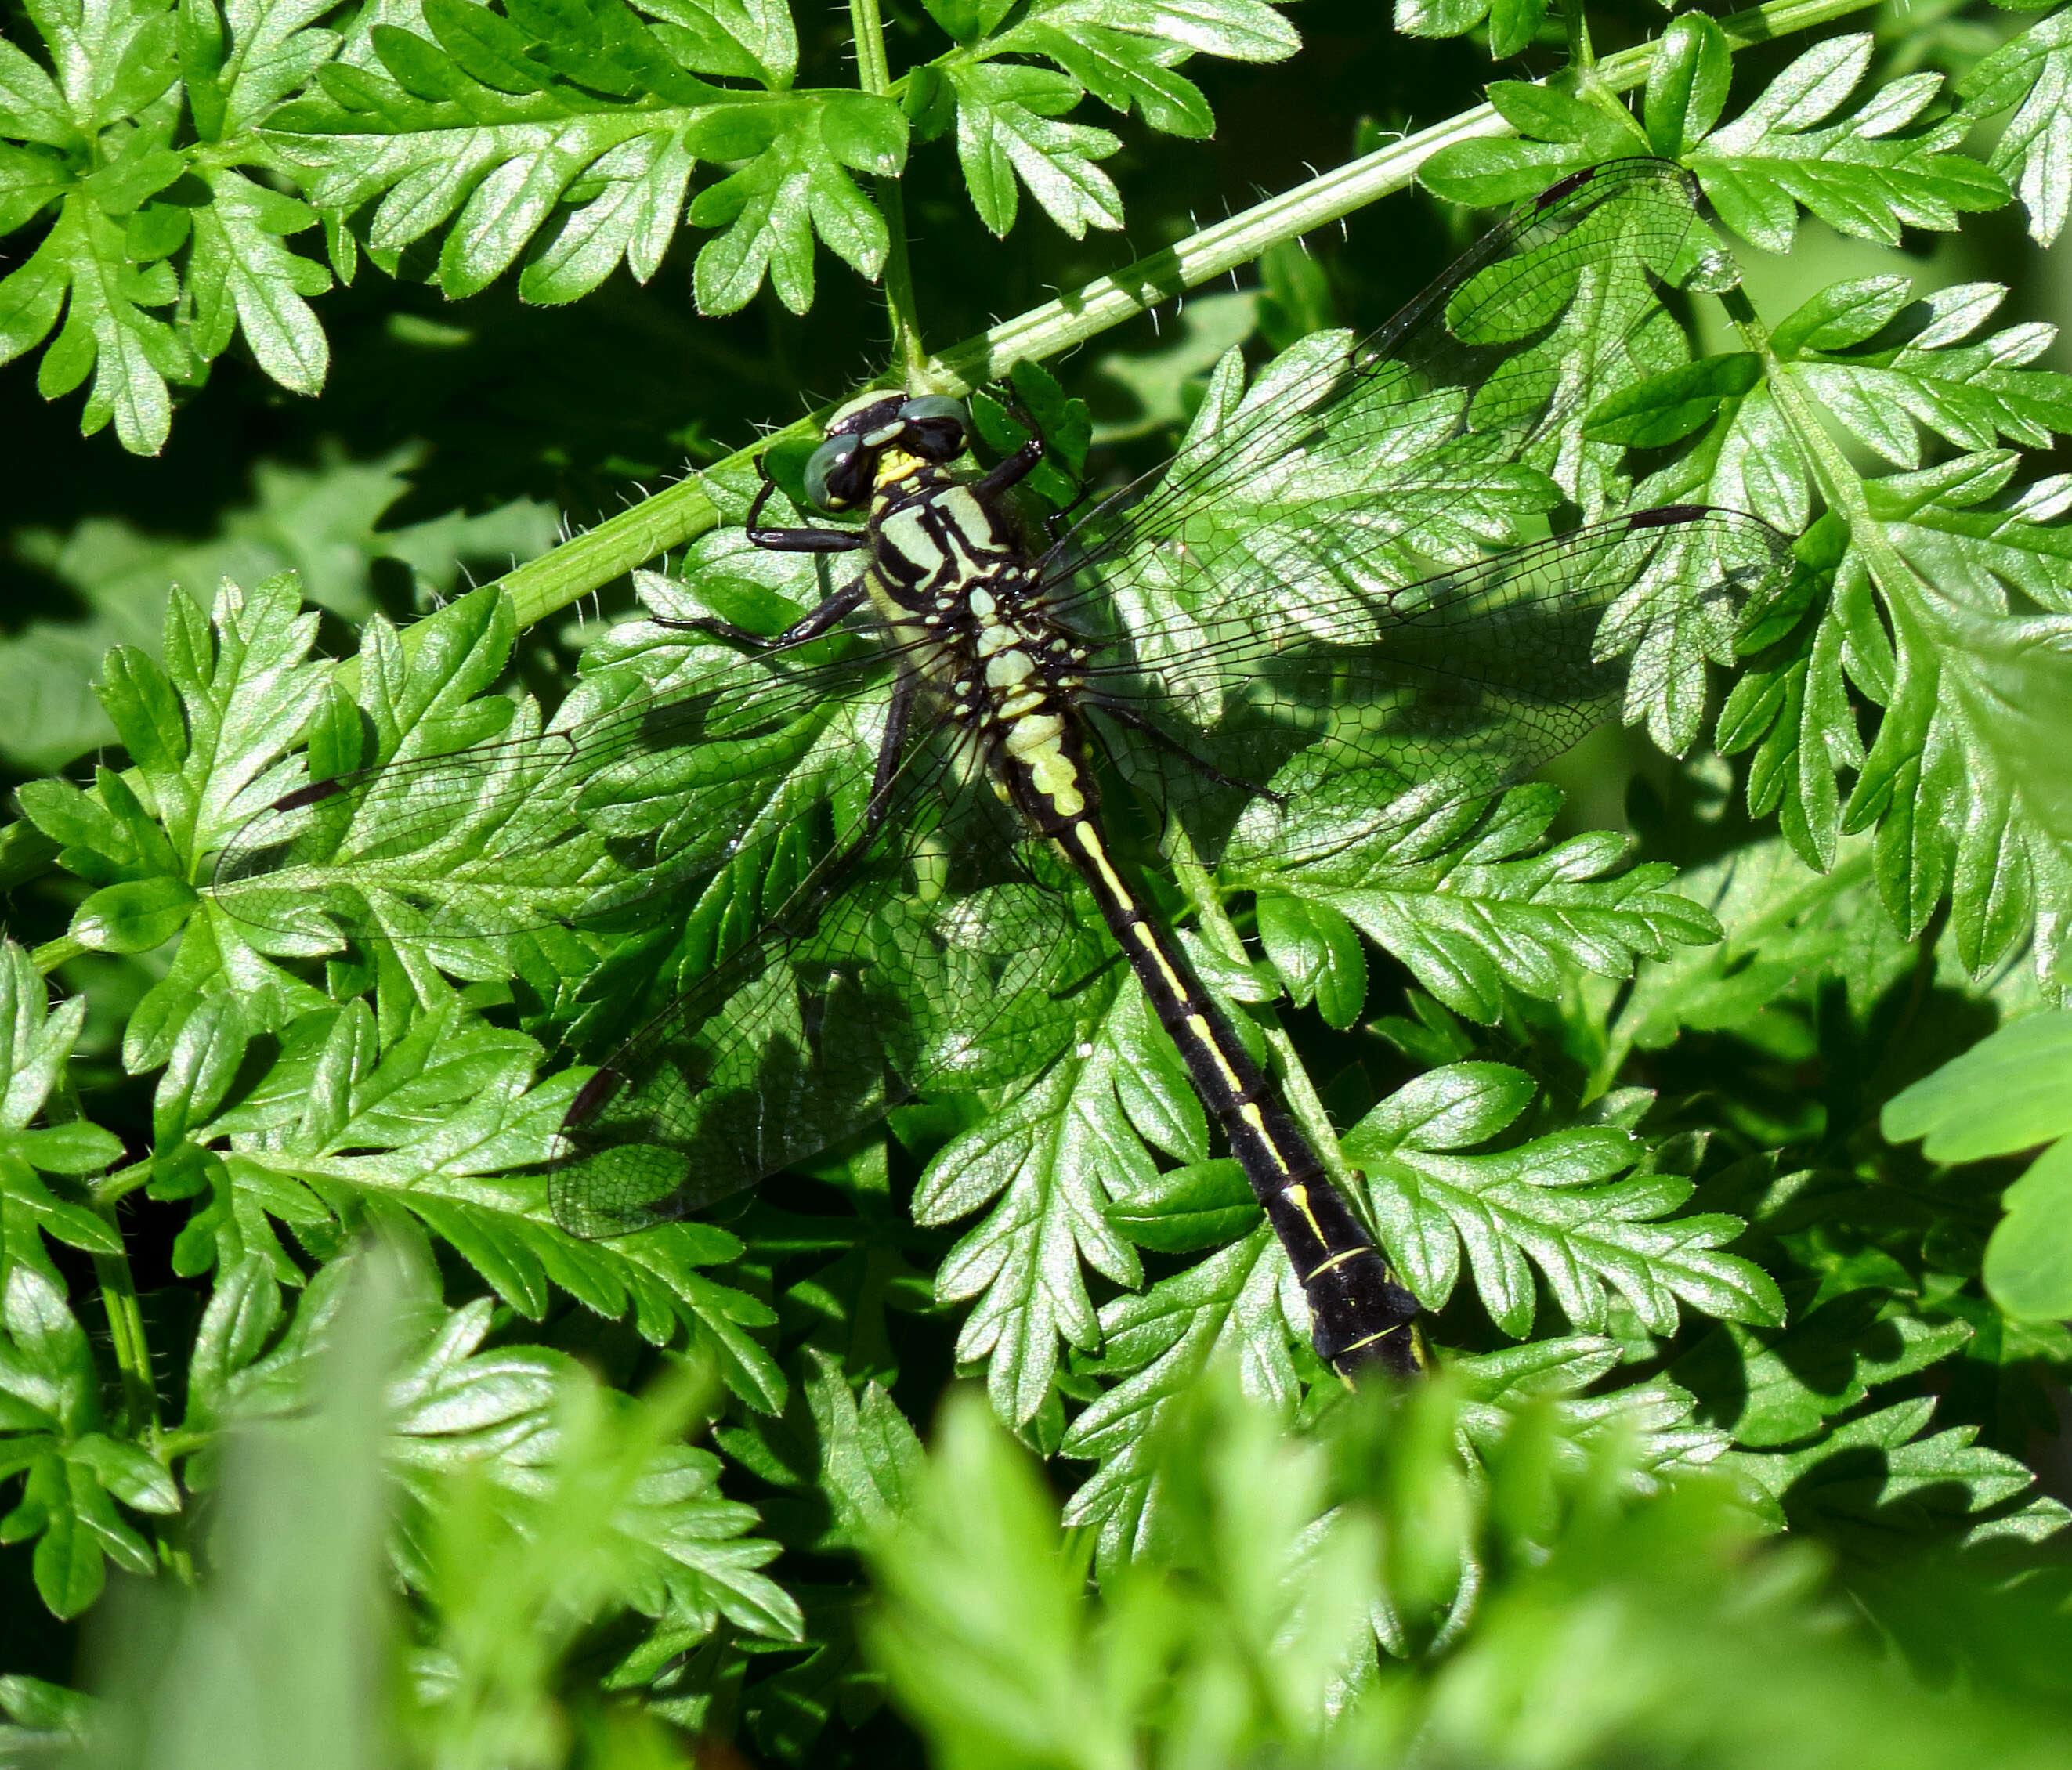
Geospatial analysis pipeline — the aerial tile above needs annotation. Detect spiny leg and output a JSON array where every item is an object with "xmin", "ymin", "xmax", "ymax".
[
  {"xmin": 990, "ymin": 384, "xmax": 1091, "ymax": 537},
  {"xmin": 653, "ymin": 578, "xmax": 868, "ymax": 651},
  {"xmin": 744, "ymin": 452, "xmax": 873, "ymax": 555}
]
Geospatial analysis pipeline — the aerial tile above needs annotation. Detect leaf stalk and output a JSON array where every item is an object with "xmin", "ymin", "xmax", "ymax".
[{"xmin": 850, "ymin": 0, "xmax": 929, "ymax": 385}]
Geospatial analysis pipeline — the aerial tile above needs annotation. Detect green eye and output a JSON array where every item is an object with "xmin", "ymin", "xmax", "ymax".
[
  {"xmin": 898, "ymin": 396, "xmax": 969, "ymax": 461},
  {"xmin": 898, "ymin": 395, "xmax": 966, "ymax": 425},
  {"xmin": 805, "ymin": 434, "xmax": 865, "ymax": 510}
]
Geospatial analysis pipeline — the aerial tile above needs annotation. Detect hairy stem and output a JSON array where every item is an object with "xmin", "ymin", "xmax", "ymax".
[
  {"xmin": 92, "ymin": 1207, "xmax": 161, "ymax": 1442},
  {"xmin": 850, "ymin": 0, "xmax": 928, "ymax": 384}
]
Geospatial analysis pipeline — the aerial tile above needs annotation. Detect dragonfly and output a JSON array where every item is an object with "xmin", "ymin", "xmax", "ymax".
[{"xmin": 212, "ymin": 157, "xmax": 1791, "ymax": 1382}]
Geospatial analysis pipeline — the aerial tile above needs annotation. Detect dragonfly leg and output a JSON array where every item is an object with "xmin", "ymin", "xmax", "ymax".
[
  {"xmin": 653, "ymin": 579, "xmax": 869, "ymax": 650},
  {"xmin": 1092, "ymin": 700, "xmax": 1283, "ymax": 802},
  {"xmin": 974, "ymin": 435, "xmax": 1046, "ymax": 497},
  {"xmin": 745, "ymin": 453, "xmax": 871, "ymax": 552},
  {"xmin": 991, "ymin": 386, "xmax": 1090, "ymax": 537},
  {"xmin": 747, "ymin": 525, "xmax": 871, "ymax": 554},
  {"xmin": 863, "ymin": 670, "xmax": 917, "ymax": 836}
]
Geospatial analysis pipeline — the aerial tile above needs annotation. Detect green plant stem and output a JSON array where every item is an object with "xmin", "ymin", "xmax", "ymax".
[
  {"xmin": 850, "ymin": 0, "xmax": 928, "ymax": 384},
  {"xmin": 1560, "ymin": 0, "xmax": 1598, "ymax": 80},
  {"xmin": 91, "ymin": 1202, "xmax": 160, "ymax": 1439},
  {"xmin": 1719, "ymin": 278, "xmax": 1944, "ymax": 666}
]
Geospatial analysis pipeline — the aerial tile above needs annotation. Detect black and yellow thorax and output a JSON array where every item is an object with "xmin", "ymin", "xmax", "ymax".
[{"xmin": 861, "ymin": 450, "xmax": 1094, "ymax": 836}]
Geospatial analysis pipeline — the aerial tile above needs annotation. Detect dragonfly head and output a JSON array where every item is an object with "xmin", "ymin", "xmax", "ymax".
[{"xmin": 805, "ymin": 394, "xmax": 971, "ymax": 511}]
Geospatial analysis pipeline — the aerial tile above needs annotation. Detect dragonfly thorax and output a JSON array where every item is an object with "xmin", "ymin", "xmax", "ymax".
[
  {"xmin": 865, "ymin": 461, "xmax": 1022, "ymax": 608},
  {"xmin": 855, "ymin": 450, "xmax": 1097, "ymax": 829}
]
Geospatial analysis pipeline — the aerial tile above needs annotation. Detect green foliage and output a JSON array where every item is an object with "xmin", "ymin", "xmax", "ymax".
[
  {"xmin": 1884, "ymin": 1010, "xmax": 2072, "ymax": 1320},
  {"xmin": 7, "ymin": 0, "xmax": 2072, "ymax": 1762},
  {"xmin": 873, "ymin": 1374, "xmax": 2072, "ymax": 1768},
  {"xmin": 0, "ymin": 0, "xmax": 1295, "ymax": 450},
  {"xmin": 0, "ymin": 446, "xmax": 555, "ymax": 772},
  {"xmin": 61, "ymin": 1243, "xmax": 795, "ymax": 1770}
]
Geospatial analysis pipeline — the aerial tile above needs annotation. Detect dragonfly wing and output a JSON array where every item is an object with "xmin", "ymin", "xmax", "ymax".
[
  {"xmin": 210, "ymin": 636, "xmax": 894, "ymax": 951},
  {"xmin": 1085, "ymin": 506, "xmax": 1793, "ymax": 872},
  {"xmin": 1043, "ymin": 157, "xmax": 1789, "ymax": 866},
  {"xmin": 548, "ymin": 719, "xmax": 1112, "ymax": 1235},
  {"xmin": 1047, "ymin": 156, "xmax": 1711, "ymax": 644}
]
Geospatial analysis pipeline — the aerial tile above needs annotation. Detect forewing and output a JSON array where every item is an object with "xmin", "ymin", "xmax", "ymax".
[
  {"xmin": 1083, "ymin": 508, "xmax": 1792, "ymax": 873},
  {"xmin": 210, "ymin": 636, "xmax": 895, "ymax": 955},
  {"xmin": 1046, "ymin": 159, "xmax": 1789, "ymax": 865},
  {"xmin": 1048, "ymin": 157, "xmax": 1710, "ymax": 662}
]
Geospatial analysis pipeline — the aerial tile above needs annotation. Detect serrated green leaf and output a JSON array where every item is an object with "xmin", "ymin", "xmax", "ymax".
[
  {"xmin": 0, "ymin": 945, "xmax": 90, "ymax": 1140},
  {"xmin": 683, "ymin": 107, "xmax": 889, "ymax": 314},
  {"xmin": 0, "ymin": 142, "xmax": 70, "ymax": 235},
  {"xmin": 1008, "ymin": 22, "xmax": 1212, "ymax": 137},
  {"xmin": 1883, "ymin": 1008, "xmax": 2072, "ymax": 1158},
  {"xmin": 2, "ymin": 1265, "xmax": 96, "ymax": 1431},
  {"xmin": 1419, "ymin": 136, "xmax": 1601, "ymax": 208},
  {"xmin": 1672, "ymin": 1290, "xmax": 1973, "ymax": 1447},
  {"xmin": 1959, "ymin": 5, "xmax": 2072, "ymax": 246},
  {"xmin": 1344, "ymin": 1065, "xmax": 1782, "ymax": 1338},
  {"xmin": 3, "ymin": 194, "xmax": 190, "ymax": 453},
  {"xmin": 153, "ymin": 991, "xmax": 249, "ymax": 1147},
  {"xmin": 1105, "ymin": 1157, "xmax": 1259, "ymax": 1252},
  {"xmin": 11, "ymin": 1124, "xmax": 124, "ymax": 1178},
  {"xmin": 1256, "ymin": 891, "xmax": 1365, "ymax": 1030},
  {"xmin": 1396, "ymin": 0, "xmax": 1489, "ymax": 42},
  {"xmin": 1726, "ymin": 1398, "xmax": 2063, "ymax": 1551},
  {"xmin": 819, "ymin": 90, "xmax": 906, "ymax": 176},
  {"xmin": 71, "ymin": 875, "xmax": 197, "ymax": 952},
  {"xmin": 1060, "ymin": 1229, "xmax": 1299, "ymax": 1571},
  {"xmin": 916, "ymin": 1014, "xmax": 1146, "ymax": 1423},
  {"xmin": 1769, "ymin": 274, "xmax": 1912, "ymax": 356},
  {"xmin": 1585, "ymin": 352, "xmax": 1763, "ymax": 450},
  {"xmin": 1842, "ymin": 541, "xmax": 2072, "ymax": 974},
  {"xmin": 1242, "ymin": 789, "xmax": 1721, "ymax": 1024},
  {"xmin": 1354, "ymin": 1060, "xmax": 1535, "ymax": 1150},
  {"xmin": 187, "ymin": 168, "xmax": 330, "ymax": 392},
  {"xmin": 1485, "ymin": 0, "xmax": 1546, "ymax": 60},
  {"xmin": 0, "ymin": 38, "xmax": 79, "ymax": 148},
  {"xmin": 1486, "ymin": 81, "xmax": 1633, "ymax": 155},
  {"xmin": 642, "ymin": 0, "xmax": 796, "ymax": 87},
  {"xmin": 1693, "ymin": 35, "xmax": 2008, "ymax": 255},
  {"xmin": 1645, "ymin": 13, "xmax": 1731, "ymax": 160},
  {"xmin": 804, "ymin": 1349, "xmax": 922, "ymax": 1545},
  {"xmin": 947, "ymin": 62, "xmax": 1122, "ymax": 240},
  {"xmin": 67, "ymin": 1432, "xmax": 179, "ymax": 1513},
  {"xmin": 30, "ymin": 1462, "xmax": 108, "ymax": 1618},
  {"xmin": 1983, "ymin": 1136, "xmax": 2072, "ymax": 1319}
]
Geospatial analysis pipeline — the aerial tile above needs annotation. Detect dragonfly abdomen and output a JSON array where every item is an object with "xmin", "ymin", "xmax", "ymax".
[
  {"xmin": 1054, "ymin": 797, "xmax": 1421, "ymax": 1380},
  {"xmin": 957, "ymin": 586, "xmax": 1423, "ymax": 1380}
]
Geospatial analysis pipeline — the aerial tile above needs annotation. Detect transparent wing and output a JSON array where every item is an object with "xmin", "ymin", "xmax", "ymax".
[
  {"xmin": 1037, "ymin": 157, "xmax": 1790, "ymax": 866},
  {"xmin": 1046, "ymin": 157, "xmax": 1713, "ymax": 630},
  {"xmin": 1079, "ymin": 506, "xmax": 1792, "ymax": 872},
  {"xmin": 548, "ymin": 719, "xmax": 1114, "ymax": 1235},
  {"xmin": 210, "ymin": 632, "xmax": 899, "ymax": 952}
]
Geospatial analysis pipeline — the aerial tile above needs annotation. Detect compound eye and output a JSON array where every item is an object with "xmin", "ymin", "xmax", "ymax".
[
  {"xmin": 804, "ymin": 434, "xmax": 867, "ymax": 511},
  {"xmin": 898, "ymin": 395, "xmax": 969, "ymax": 463}
]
